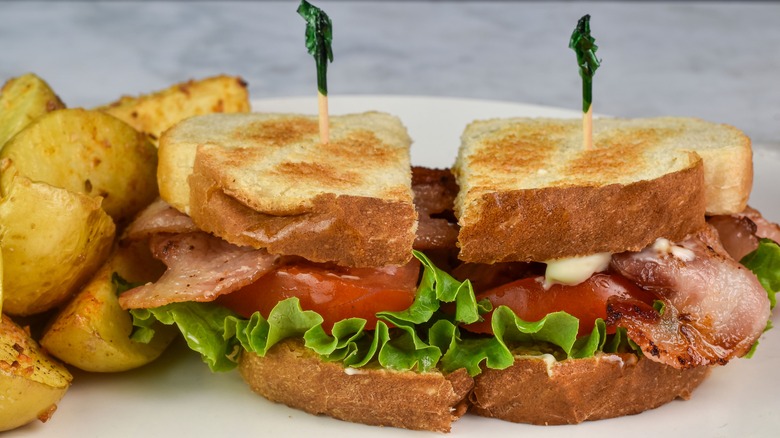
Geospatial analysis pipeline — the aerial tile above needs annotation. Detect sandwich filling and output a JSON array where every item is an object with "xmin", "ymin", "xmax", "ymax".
[{"xmin": 119, "ymin": 168, "xmax": 777, "ymax": 375}]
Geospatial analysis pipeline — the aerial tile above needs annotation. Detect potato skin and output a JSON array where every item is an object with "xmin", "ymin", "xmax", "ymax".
[
  {"xmin": 0, "ymin": 314, "xmax": 72, "ymax": 432},
  {"xmin": 97, "ymin": 75, "xmax": 250, "ymax": 146},
  {"xmin": 41, "ymin": 242, "xmax": 177, "ymax": 372},
  {"xmin": 0, "ymin": 73, "xmax": 65, "ymax": 148},
  {"xmin": 0, "ymin": 108, "xmax": 158, "ymax": 221},
  {"xmin": 0, "ymin": 175, "xmax": 115, "ymax": 316}
]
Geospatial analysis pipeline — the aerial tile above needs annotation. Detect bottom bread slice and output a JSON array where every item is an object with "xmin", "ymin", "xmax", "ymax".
[
  {"xmin": 470, "ymin": 353, "xmax": 710, "ymax": 425},
  {"xmin": 239, "ymin": 339, "xmax": 473, "ymax": 432}
]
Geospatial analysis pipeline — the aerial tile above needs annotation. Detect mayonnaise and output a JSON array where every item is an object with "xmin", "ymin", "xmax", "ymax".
[
  {"xmin": 543, "ymin": 252, "xmax": 612, "ymax": 288},
  {"xmin": 652, "ymin": 237, "xmax": 695, "ymax": 261}
]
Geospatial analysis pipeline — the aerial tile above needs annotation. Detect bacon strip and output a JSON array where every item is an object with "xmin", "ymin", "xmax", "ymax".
[
  {"xmin": 707, "ymin": 215, "xmax": 758, "ymax": 261},
  {"xmin": 123, "ymin": 198, "xmax": 199, "ymax": 241},
  {"xmin": 708, "ymin": 206, "xmax": 780, "ymax": 261},
  {"xmin": 609, "ymin": 226, "xmax": 770, "ymax": 368},
  {"xmin": 742, "ymin": 206, "xmax": 780, "ymax": 243},
  {"xmin": 119, "ymin": 232, "xmax": 279, "ymax": 309},
  {"xmin": 412, "ymin": 167, "xmax": 459, "ymax": 251}
]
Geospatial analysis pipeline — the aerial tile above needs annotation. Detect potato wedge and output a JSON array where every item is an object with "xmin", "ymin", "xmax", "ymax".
[
  {"xmin": 41, "ymin": 242, "xmax": 178, "ymax": 372},
  {"xmin": 0, "ymin": 314, "xmax": 72, "ymax": 432},
  {"xmin": 0, "ymin": 174, "xmax": 115, "ymax": 316},
  {"xmin": 0, "ymin": 73, "xmax": 65, "ymax": 148},
  {"xmin": 0, "ymin": 248, "xmax": 3, "ymax": 316},
  {"xmin": 0, "ymin": 108, "xmax": 158, "ymax": 221},
  {"xmin": 97, "ymin": 75, "xmax": 250, "ymax": 146}
]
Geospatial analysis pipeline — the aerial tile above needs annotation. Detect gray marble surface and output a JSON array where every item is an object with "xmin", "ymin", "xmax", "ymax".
[{"xmin": 2, "ymin": 1, "xmax": 779, "ymax": 148}]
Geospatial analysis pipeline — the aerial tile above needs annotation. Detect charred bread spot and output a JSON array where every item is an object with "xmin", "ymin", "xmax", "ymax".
[{"xmin": 237, "ymin": 118, "xmax": 318, "ymax": 146}]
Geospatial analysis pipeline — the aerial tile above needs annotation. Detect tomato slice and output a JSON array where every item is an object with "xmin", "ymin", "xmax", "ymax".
[
  {"xmin": 465, "ymin": 273, "xmax": 657, "ymax": 336},
  {"xmin": 217, "ymin": 259, "xmax": 420, "ymax": 332}
]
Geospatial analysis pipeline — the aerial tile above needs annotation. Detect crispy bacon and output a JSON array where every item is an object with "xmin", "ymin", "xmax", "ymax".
[
  {"xmin": 708, "ymin": 206, "xmax": 780, "ymax": 261},
  {"xmin": 118, "ymin": 232, "xmax": 279, "ymax": 309},
  {"xmin": 708, "ymin": 215, "xmax": 758, "ymax": 261},
  {"xmin": 742, "ymin": 206, "xmax": 780, "ymax": 243},
  {"xmin": 609, "ymin": 226, "xmax": 770, "ymax": 369},
  {"xmin": 412, "ymin": 167, "xmax": 459, "ymax": 251},
  {"xmin": 123, "ymin": 198, "xmax": 198, "ymax": 241}
]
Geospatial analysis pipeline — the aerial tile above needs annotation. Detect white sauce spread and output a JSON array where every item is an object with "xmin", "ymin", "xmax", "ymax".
[
  {"xmin": 651, "ymin": 237, "xmax": 696, "ymax": 261},
  {"xmin": 515, "ymin": 353, "xmax": 557, "ymax": 377},
  {"xmin": 543, "ymin": 252, "xmax": 612, "ymax": 288},
  {"xmin": 343, "ymin": 367, "xmax": 365, "ymax": 376},
  {"xmin": 599, "ymin": 354, "xmax": 625, "ymax": 367}
]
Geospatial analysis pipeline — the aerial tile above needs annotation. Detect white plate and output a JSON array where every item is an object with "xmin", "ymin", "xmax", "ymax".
[{"xmin": 11, "ymin": 96, "xmax": 780, "ymax": 437}]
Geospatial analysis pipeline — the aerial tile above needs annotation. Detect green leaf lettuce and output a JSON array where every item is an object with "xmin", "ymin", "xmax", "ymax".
[
  {"xmin": 130, "ymin": 251, "xmax": 633, "ymax": 376},
  {"xmin": 741, "ymin": 238, "xmax": 780, "ymax": 309}
]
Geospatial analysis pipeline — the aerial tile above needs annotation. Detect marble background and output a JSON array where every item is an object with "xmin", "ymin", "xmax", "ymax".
[{"xmin": 2, "ymin": 1, "xmax": 779, "ymax": 148}]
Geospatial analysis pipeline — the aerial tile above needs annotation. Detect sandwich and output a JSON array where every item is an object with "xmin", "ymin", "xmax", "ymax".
[
  {"xmin": 119, "ymin": 111, "xmax": 473, "ymax": 432},
  {"xmin": 117, "ymin": 113, "xmax": 778, "ymax": 431},
  {"xmin": 452, "ymin": 116, "xmax": 775, "ymax": 424}
]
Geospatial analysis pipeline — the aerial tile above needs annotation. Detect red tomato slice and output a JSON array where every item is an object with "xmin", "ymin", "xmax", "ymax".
[
  {"xmin": 465, "ymin": 273, "xmax": 657, "ymax": 336},
  {"xmin": 217, "ymin": 259, "xmax": 420, "ymax": 332}
]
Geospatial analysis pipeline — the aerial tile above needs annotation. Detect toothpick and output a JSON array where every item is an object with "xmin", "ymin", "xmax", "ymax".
[
  {"xmin": 318, "ymin": 91, "xmax": 329, "ymax": 144},
  {"xmin": 583, "ymin": 105, "xmax": 593, "ymax": 150},
  {"xmin": 569, "ymin": 14, "xmax": 600, "ymax": 151},
  {"xmin": 298, "ymin": 0, "xmax": 334, "ymax": 145}
]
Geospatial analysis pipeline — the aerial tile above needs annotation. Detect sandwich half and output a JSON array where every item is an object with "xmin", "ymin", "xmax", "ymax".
[
  {"xmin": 452, "ymin": 117, "xmax": 773, "ymax": 424},
  {"xmin": 119, "ymin": 111, "xmax": 473, "ymax": 432}
]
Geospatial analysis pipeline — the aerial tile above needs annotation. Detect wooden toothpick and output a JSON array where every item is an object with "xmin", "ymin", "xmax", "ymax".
[
  {"xmin": 298, "ymin": 0, "xmax": 334, "ymax": 144},
  {"xmin": 569, "ymin": 14, "xmax": 600, "ymax": 151}
]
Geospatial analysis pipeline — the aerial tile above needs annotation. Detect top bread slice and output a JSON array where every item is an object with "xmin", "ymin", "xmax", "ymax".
[
  {"xmin": 453, "ymin": 117, "xmax": 752, "ymax": 263},
  {"xmin": 158, "ymin": 111, "xmax": 417, "ymax": 267}
]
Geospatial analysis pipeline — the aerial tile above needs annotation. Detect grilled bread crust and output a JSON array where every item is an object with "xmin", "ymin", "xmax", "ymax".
[
  {"xmin": 457, "ymin": 161, "xmax": 706, "ymax": 263},
  {"xmin": 454, "ymin": 117, "xmax": 750, "ymax": 263},
  {"xmin": 239, "ymin": 340, "xmax": 710, "ymax": 431},
  {"xmin": 239, "ymin": 339, "xmax": 473, "ymax": 433},
  {"xmin": 470, "ymin": 353, "xmax": 710, "ymax": 425},
  {"xmin": 188, "ymin": 166, "xmax": 416, "ymax": 267},
  {"xmin": 160, "ymin": 111, "xmax": 417, "ymax": 267}
]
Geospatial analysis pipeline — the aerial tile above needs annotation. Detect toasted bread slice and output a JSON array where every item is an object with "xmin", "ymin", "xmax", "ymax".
[
  {"xmin": 160, "ymin": 112, "xmax": 417, "ymax": 267},
  {"xmin": 239, "ymin": 339, "xmax": 473, "ymax": 433},
  {"xmin": 454, "ymin": 117, "xmax": 751, "ymax": 263},
  {"xmin": 470, "ymin": 353, "xmax": 710, "ymax": 425}
]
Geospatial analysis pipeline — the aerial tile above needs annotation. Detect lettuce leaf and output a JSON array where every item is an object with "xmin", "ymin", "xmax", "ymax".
[
  {"xmin": 730, "ymin": 238, "xmax": 780, "ymax": 358},
  {"xmin": 131, "ymin": 251, "xmax": 632, "ymax": 376},
  {"xmin": 130, "ymin": 302, "xmax": 241, "ymax": 372},
  {"xmin": 377, "ymin": 251, "xmax": 481, "ymax": 327},
  {"xmin": 741, "ymin": 238, "xmax": 780, "ymax": 309}
]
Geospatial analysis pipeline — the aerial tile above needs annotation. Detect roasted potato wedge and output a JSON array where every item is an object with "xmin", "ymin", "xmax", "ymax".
[
  {"xmin": 0, "ymin": 73, "xmax": 65, "ymax": 148},
  {"xmin": 0, "ymin": 314, "xmax": 72, "ymax": 432},
  {"xmin": 97, "ymin": 75, "xmax": 250, "ymax": 146},
  {"xmin": 0, "ymin": 248, "xmax": 3, "ymax": 315},
  {"xmin": 0, "ymin": 108, "xmax": 158, "ymax": 221},
  {"xmin": 0, "ymin": 174, "xmax": 115, "ymax": 316},
  {"xmin": 41, "ymin": 242, "xmax": 177, "ymax": 372}
]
